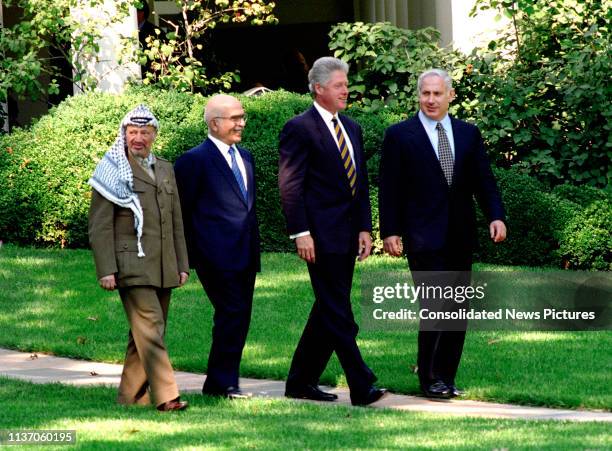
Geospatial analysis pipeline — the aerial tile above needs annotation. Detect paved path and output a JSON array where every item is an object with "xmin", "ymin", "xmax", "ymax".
[{"xmin": 1, "ymin": 348, "xmax": 610, "ymax": 422}]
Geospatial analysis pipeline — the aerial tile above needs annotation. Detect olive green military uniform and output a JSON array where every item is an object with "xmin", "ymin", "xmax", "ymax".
[{"xmin": 89, "ymin": 155, "xmax": 189, "ymax": 406}]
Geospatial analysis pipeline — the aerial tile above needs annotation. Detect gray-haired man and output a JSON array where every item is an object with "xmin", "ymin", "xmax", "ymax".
[{"xmin": 279, "ymin": 57, "xmax": 387, "ymax": 406}]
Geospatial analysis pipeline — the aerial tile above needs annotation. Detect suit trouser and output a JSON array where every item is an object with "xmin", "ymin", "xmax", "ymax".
[
  {"xmin": 287, "ymin": 253, "xmax": 375, "ymax": 397},
  {"xmin": 407, "ymin": 249, "xmax": 472, "ymax": 388},
  {"xmin": 117, "ymin": 286, "xmax": 179, "ymax": 406},
  {"xmin": 196, "ymin": 267, "xmax": 256, "ymax": 392}
]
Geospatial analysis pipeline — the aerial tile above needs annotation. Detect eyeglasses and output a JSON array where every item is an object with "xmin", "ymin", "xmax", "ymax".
[{"xmin": 214, "ymin": 114, "xmax": 248, "ymax": 124}]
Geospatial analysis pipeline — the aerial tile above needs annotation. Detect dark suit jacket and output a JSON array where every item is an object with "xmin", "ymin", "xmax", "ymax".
[
  {"xmin": 278, "ymin": 106, "xmax": 372, "ymax": 254},
  {"xmin": 174, "ymin": 138, "xmax": 260, "ymax": 272},
  {"xmin": 88, "ymin": 156, "xmax": 189, "ymax": 288},
  {"xmin": 379, "ymin": 114, "xmax": 505, "ymax": 255}
]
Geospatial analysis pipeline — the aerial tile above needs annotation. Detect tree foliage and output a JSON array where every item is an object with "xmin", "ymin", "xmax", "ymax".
[
  {"xmin": 139, "ymin": 0, "xmax": 277, "ymax": 92},
  {"xmin": 329, "ymin": 22, "xmax": 465, "ymax": 113},
  {"xmin": 466, "ymin": 0, "xmax": 611, "ymax": 187},
  {"xmin": 0, "ymin": 0, "xmax": 133, "ymax": 119},
  {"xmin": 329, "ymin": 1, "xmax": 611, "ymax": 187}
]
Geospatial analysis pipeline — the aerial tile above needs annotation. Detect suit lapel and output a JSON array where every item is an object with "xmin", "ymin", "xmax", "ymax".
[
  {"xmin": 205, "ymin": 139, "xmax": 248, "ymax": 207},
  {"xmin": 449, "ymin": 117, "xmax": 466, "ymax": 183}
]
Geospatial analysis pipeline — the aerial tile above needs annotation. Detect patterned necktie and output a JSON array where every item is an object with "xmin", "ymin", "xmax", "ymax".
[
  {"xmin": 331, "ymin": 117, "xmax": 357, "ymax": 196},
  {"xmin": 228, "ymin": 146, "xmax": 247, "ymax": 201},
  {"xmin": 436, "ymin": 122, "xmax": 454, "ymax": 185}
]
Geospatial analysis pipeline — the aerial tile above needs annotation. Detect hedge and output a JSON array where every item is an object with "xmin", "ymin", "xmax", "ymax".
[{"xmin": 0, "ymin": 87, "xmax": 609, "ymax": 269}]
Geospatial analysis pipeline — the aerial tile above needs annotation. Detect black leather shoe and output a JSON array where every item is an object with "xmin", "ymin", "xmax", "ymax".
[
  {"xmin": 157, "ymin": 397, "xmax": 189, "ymax": 411},
  {"xmin": 203, "ymin": 386, "xmax": 252, "ymax": 399},
  {"xmin": 422, "ymin": 381, "xmax": 452, "ymax": 399},
  {"xmin": 351, "ymin": 387, "xmax": 388, "ymax": 406},
  {"xmin": 224, "ymin": 386, "xmax": 252, "ymax": 399},
  {"xmin": 447, "ymin": 385, "xmax": 465, "ymax": 397},
  {"xmin": 285, "ymin": 384, "xmax": 338, "ymax": 402}
]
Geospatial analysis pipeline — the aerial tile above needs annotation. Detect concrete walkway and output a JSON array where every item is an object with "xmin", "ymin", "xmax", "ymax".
[{"xmin": 1, "ymin": 348, "xmax": 610, "ymax": 422}]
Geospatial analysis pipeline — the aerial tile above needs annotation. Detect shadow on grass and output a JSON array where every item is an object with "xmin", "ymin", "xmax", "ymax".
[
  {"xmin": 0, "ymin": 246, "xmax": 610, "ymax": 410},
  {"xmin": 2, "ymin": 378, "xmax": 610, "ymax": 450}
]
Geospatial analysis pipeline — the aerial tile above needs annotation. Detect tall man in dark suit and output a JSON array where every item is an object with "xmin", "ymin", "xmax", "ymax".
[
  {"xmin": 279, "ymin": 57, "xmax": 387, "ymax": 406},
  {"xmin": 88, "ymin": 104, "xmax": 189, "ymax": 412},
  {"xmin": 379, "ymin": 69, "xmax": 507, "ymax": 399},
  {"xmin": 174, "ymin": 94, "xmax": 260, "ymax": 399}
]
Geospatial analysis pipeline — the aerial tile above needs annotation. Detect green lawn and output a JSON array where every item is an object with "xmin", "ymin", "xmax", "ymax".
[
  {"xmin": 0, "ymin": 245, "xmax": 610, "ymax": 410},
  {"xmin": 1, "ymin": 378, "xmax": 610, "ymax": 450}
]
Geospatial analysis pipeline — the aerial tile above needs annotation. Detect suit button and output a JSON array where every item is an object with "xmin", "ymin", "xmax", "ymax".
[
  {"xmin": 162, "ymin": 234, "xmax": 166, "ymax": 239},
  {"xmin": 161, "ymin": 219, "xmax": 166, "ymax": 224},
  {"xmin": 123, "ymin": 244, "xmax": 128, "ymax": 249}
]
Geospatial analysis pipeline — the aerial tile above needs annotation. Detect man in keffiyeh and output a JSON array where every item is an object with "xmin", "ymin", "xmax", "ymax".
[{"xmin": 88, "ymin": 104, "xmax": 190, "ymax": 411}]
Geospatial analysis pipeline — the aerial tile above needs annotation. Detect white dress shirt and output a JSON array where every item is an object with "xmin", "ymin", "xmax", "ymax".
[
  {"xmin": 418, "ymin": 110, "xmax": 456, "ymax": 159},
  {"xmin": 208, "ymin": 134, "xmax": 248, "ymax": 191}
]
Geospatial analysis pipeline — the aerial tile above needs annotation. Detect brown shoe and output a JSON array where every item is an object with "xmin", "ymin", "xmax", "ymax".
[{"xmin": 157, "ymin": 397, "xmax": 189, "ymax": 412}]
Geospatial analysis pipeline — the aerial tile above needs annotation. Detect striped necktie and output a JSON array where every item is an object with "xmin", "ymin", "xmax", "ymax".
[
  {"xmin": 331, "ymin": 117, "xmax": 357, "ymax": 196},
  {"xmin": 228, "ymin": 146, "xmax": 247, "ymax": 201},
  {"xmin": 436, "ymin": 122, "xmax": 454, "ymax": 185}
]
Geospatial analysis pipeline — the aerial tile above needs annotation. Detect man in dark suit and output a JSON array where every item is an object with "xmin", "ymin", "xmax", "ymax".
[
  {"xmin": 89, "ymin": 104, "xmax": 189, "ymax": 412},
  {"xmin": 279, "ymin": 56, "xmax": 387, "ymax": 406},
  {"xmin": 174, "ymin": 94, "xmax": 260, "ymax": 399},
  {"xmin": 379, "ymin": 69, "xmax": 507, "ymax": 399}
]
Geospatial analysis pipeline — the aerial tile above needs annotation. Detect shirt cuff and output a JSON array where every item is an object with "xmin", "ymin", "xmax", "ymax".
[{"xmin": 289, "ymin": 231, "xmax": 310, "ymax": 240}]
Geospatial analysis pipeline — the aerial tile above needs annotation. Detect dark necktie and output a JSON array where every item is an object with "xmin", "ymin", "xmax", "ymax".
[
  {"xmin": 436, "ymin": 122, "xmax": 454, "ymax": 185},
  {"xmin": 331, "ymin": 117, "xmax": 357, "ymax": 196},
  {"xmin": 228, "ymin": 146, "xmax": 247, "ymax": 201}
]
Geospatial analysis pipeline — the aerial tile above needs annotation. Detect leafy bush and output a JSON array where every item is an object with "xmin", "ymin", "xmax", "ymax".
[
  {"xmin": 552, "ymin": 184, "xmax": 610, "ymax": 208},
  {"xmin": 1, "ymin": 88, "xmax": 609, "ymax": 269},
  {"xmin": 462, "ymin": 0, "xmax": 612, "ymax": 187},
  {"xmin": 558, "ymin": 201, "xmax": 612, "ymax": 270},
  {"xmin": 474, "ymin": 168, "xmax": 574, "ymax": 266},
  {"xmin": 329, "ymin": 22, "xmax": 464, "ymax": 113},
  {"xmin": 0, "ymin": 87, "xmax": 388, "ymax": 252},
  {"xmin": 330, "ymin": 5, "xmax": 612, "ymax": 188}
]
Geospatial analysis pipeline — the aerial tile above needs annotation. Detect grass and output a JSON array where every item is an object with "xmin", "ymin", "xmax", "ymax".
[
  {"xmin": 1, "ymin": 378, "xmax": 610, "ymax": 450},
  {"xmin": 0, "ymin": 245, "xmax": 610, "ymax": 410}
]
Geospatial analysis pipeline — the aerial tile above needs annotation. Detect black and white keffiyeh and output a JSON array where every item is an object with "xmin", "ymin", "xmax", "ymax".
[{"xmin": 88, "ymin": 104, "xmax": 160, "ymax": 257}]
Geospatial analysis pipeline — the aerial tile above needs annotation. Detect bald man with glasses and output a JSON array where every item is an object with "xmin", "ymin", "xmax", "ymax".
[{"xmin": 174, "ymin": 94, "xmax": 260, "ymax": 399}]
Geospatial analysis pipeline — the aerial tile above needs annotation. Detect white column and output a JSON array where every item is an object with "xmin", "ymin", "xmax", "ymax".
[
  {"xmin": 0, "ymin": 0, "xmax": 7, "ymax": 132},
  {"xmin": 384, "ymin": 0, "xmax": 396, "ymax": 23},
  {"xmin": 71, "ymin": 0, "xmax": 140, "ymax": 94},
  {"xmin": 435, "ymin": 0, "xmax": 453, "ymax": 47},
  {"xmin": 355, "ymin": 0, "xmax": 409, "ymax": 26},
  {"xmin": 375, "ymin": 0, "xmax": 385, "ymax": 21},
  {"xmin": 395, "ymin": 0, "xmax": 409, "ymax": 29}
]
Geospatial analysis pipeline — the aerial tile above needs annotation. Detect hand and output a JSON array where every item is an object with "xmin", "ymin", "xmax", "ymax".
[
  {"xmin": 99, "ymin": 274, "xmax": 117, "ymax": 291},
  {"xmin": 178, "ymin": 272, "xmax": 189, "ymax": 286},
  {"xmin": 357, "ymin": 231, "xmax": 372, "ymax": 261},
  {"xmin": 383, "ymin": 235, "xmax": 403, "ymax": 257},
  {"xmin": 295, "ymin": 235, "xmax": 315, "ymax": 263},
  {"xmin": 490, "ymin": 220, "xmax": 507, "ymax": 243}
]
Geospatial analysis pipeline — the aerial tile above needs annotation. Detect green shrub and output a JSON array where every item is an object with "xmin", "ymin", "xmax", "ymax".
[
  {"xmin": 558, "ymin": 201, "xmax": 612, "ymax": 270},
  {"xmin": 0, "ymin": 87, "xmax": 388, "ymax": 252},
  {"xmin": 329, "ymin": 12, "xmax": 612, "ymax": 188},
  {"xmin": 473, "ymin": 167, "xmax": 581, "ymax": 267},
  {"xmin": 552, "ymin": 184, "xmax": 611, "ymax": 208},
  {"xmin": 1, "ymin": 88, "xmax": 609, "ymax": 269}
]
